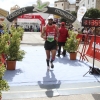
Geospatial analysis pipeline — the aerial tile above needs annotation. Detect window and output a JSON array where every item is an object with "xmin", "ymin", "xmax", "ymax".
[
  {"xmin": 55, "ymin": 4, "xmax": 57, "ymax": 6},
  {"xmin": 92, "ymin": 0, "xmax": 94, "ymax": 2},
  {"xmin": 62, "ymin": 3, "xmax": 63, "ymax": 6}
]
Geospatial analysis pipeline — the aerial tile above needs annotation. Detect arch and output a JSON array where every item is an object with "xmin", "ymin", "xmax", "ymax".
[
  {"xmin": 18, "ymin": 14, "xmax": 45, "ymax": 31},
  {"xmin": 6, "ymin": 0, "xmax": 76, "ymax": 23}
]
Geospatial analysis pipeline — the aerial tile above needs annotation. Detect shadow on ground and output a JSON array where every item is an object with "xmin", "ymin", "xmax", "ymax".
[{"xmin": 38, "ymin": 70, "xmax": 61, "ymax": 98}]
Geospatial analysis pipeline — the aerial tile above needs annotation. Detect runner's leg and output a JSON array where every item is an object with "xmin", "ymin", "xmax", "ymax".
[
  {"xmin": 51, "ymin": 50, "xmax": 56, "ymax": 68},
  {"xmin": 46, "ymin": 50, "xmax": 50, "ymax": 70}
]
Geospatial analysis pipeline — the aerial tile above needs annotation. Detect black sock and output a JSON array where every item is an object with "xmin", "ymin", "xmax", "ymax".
[
  {"xmin": 51, "ymin": 59, "xmax": 54, "ymax": 63},
  {"xmin": 51, "ymin": 59, "xmax": 54, "ymax": 68},
  {"xmin": 46, "ymin": 59, "xmax": 49, "ymax": 66}
]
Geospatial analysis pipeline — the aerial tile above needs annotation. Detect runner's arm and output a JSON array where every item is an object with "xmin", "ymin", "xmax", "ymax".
[
  {"xmin": 55, "ymin": 25, "xmax": 60, "ymax": 38},
  {"xmin": 41, "ymin": 26, "xmax": 46, "ymax": 40}
]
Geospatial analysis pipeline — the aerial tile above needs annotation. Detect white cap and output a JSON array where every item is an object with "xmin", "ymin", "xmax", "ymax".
[{"xmin": 47, "ymin": 15, "xmax": 54, "ymax": 20}]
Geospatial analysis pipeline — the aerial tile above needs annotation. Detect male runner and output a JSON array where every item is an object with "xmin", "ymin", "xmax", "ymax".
[{"xmin": 41, "ymin": 16, "xmax": 59, "ymax": 70}]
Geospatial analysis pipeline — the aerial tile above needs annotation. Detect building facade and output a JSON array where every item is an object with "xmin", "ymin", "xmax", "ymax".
[
  {"xmin": 77, "ymin": 0, "xmax": 100, "ymax": 11},
  {"xmin": 76, "ymin": 0, "xmax": 81, "ymax": 11},
  {"xmin": 54, "ymin": 0, "xmax": 76, "ymax": 12}
]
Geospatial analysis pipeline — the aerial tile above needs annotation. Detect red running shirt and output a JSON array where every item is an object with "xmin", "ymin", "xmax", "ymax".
[
  {"xmin": 58, "ymin": 26, "xmax": 68, "ymax": 42},
  {"xmin": 45, "ymin": 24, "xmax": 57, "ymax": 40}
]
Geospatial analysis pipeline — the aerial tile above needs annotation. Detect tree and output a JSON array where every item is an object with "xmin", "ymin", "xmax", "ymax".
[
  {"xmin": 84, "ymin": 8, "xmax": 100, "ymax": 18},
  {"xmin": 60, "ymin": 17, "xmax": 70, "ymax": 24},
  {"xmin": 71, "ymin": 11, "xmax": 77, "ymax": 17}
]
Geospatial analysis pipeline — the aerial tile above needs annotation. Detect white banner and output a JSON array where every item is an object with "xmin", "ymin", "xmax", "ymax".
[{"xmin": 77, "ymin": 6, "xmax": 87, "ymax": 22}]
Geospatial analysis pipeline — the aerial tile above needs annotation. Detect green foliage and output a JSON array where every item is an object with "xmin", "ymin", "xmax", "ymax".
[
  {"xmin": 1, "ymin": 22, "xmax": 8, "ymax": 33},
  {"xmin": 0, "ymin": 64, "xmax": 6, "ymax": 79},
  {"xmin": 6, "ymin": 31, "xmax": 25, "ymax": 61},
  {"xmin": 0, "ymin": 64, "xmax": 9, "ymax": 96},
  {"xmin": 71, "ymin": 11, "xmax": 77, "ymax": 17},
  {"xmin": 64, "ymin": 31, "xmax": 79, "ymax": 53},
  {"xmin": 10, "ymin": 26, "xmax": 24, "ymax": 39},
  {"xmin": 16, "ymin": 26, "xmax": 24, "ymax": 37},
  {"xmin": 60, "ymin": 17, "xmax": 71, "ymax": 24},
  {"xmin": 0, "ymin": 33, "xmax": 10, "ymax": 54},
  {"xmin": 84, "ymin": 8, "xmax": 100, "ymax": 18}
]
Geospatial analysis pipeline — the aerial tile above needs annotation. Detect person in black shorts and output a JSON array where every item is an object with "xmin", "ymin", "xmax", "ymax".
[{"xmin": 41, "ymin": 16, "xmax": 59, "ymax": 70}]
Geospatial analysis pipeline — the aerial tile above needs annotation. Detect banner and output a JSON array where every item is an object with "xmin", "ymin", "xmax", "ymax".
[
  {"xmin": 86, "ymin": 36, "xmax": 100, "ymax": 61},
  {"xmin": 6, "ymin": 0, "xmax": 76, "ymax": 23},
  {"xmin": 77, "ymin": 6, "xmax": 87, "ymax": 22},
  {"xmin": 18, "ymin": 14, "xmax": 45, "ymax": 25}
]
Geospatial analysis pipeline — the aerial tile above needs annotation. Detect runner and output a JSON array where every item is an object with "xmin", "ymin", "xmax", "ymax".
[{"xmin": 41, "ymin": 16, "xmax": 59, "ymax": 70}]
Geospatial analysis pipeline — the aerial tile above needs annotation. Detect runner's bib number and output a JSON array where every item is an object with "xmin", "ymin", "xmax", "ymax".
[{"xmin": 47, "ymin": 35, "xmax": 54, "ymax": 42}]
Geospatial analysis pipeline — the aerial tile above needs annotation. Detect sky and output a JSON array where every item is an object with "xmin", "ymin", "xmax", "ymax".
[{"xmin": 0, "ymin": 0, "xmax": 75, "ymax": 12}]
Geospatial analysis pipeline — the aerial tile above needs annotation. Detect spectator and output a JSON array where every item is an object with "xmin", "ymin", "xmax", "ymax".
[{"xmin": 57, "ymin": 22, "xmax": 69, "ymax": 57}]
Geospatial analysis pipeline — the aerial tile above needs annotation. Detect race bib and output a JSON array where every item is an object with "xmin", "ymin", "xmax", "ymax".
[
  {"xmin": 47, "ymin": 35, "xmax": 54, "ymax": 42},
  {"xmin": 47, "ymin": 33, "xmax": 55, "ymax": 42}
]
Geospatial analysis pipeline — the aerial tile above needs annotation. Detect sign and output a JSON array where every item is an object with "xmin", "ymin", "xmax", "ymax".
[
  {"xmin": 86, "ymin": 36, "xmax": 100, "ymax": 61},
  {"xmin": 77, "ymin": 6, "xmax": 87, "ymax": 22},
  {"xmin": 18, "ymin": 14, "xmax": 45, "ymax": 25},
  {"xmin": 82, "ymin": 18, "xmax": 100, "ymax": 27},
  {"xmin": 6, "ymin": 0, "xmax": 76, "ymax": 23},
  {"xmin": 33, "ymin": 0, "xmax": 49, "ymax": 12}
]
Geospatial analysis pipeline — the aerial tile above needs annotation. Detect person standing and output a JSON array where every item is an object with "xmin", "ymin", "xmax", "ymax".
[
  {"xmin": 41, "ymin": 16, "xmax": 59, "ymax": 70},
  {"xmin": 0, "ymin": 24, "xmax": 4, "ymax": 35},
  {"xmin": 57, "ymin": 22, "xmax": 69, "ymax": 57}
]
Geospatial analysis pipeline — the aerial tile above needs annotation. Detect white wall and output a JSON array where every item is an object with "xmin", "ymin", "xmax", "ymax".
[
  {"xmin": 79, "ymin": 0, "xmax": 96, "ymax": 9},
  {"xmin": 69, "ymin": 4, "xmax": 76, "ymax": 11}
]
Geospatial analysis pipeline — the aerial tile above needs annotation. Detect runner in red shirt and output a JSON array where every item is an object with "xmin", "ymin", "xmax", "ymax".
[
  {"xmin": 41, "ymin": 16, "xmax": 59, "ymax": 70},
  {"xmin": 57, "ymin": 22, "xmax": 69, "ymax": 57}
]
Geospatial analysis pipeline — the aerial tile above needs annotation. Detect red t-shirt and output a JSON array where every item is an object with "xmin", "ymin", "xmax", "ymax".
[
  {"xmin": 45, "ymin": 24, "xmax": 57, "ymax": 40},
  {"xmin": 58, "ymin": 26, "xmax": 68, "ymax": 42}
]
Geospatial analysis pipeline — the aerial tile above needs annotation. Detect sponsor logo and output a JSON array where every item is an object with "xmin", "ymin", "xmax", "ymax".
[
  {"xmin": 33, "ymin": 0, "xmax": 49, "ymax": 12},
  {"xmin": 8, "ymin": 8, "xmax": 26, "ymax": 19},
  {"xmin": 92, "ymin": 42, "xmax": 100, "ymax": 52}
]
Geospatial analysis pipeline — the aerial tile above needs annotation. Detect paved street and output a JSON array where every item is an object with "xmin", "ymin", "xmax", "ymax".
[{"xmin": 3, "ymin": 32, "xmax": 100, "ymax": 100}]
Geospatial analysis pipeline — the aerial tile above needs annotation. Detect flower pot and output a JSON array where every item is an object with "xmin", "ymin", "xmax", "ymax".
[
  {"xmin": 70, "ymin": 52, "xmax": 77, "ymax": 60},
  {"xmin": 6, "ymin": 60, "xmax": 16, "ymax": 70}
]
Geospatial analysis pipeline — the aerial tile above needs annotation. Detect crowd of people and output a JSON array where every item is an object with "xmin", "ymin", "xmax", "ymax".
[
  {"xmin": 24, "ymin": 25, "xmax": 40, "ymax": 32},
  {"xmin": 40, "ymin": 16, "xmax": 100, "ymax": 71}
]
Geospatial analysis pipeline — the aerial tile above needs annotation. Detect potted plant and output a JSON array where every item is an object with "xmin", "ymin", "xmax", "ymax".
[
  {"xmin": 10, "ymin": 26, "xmax": 24, "ymax": 40},
  {"xmin": 16, "ymin": 26, "xmax": 24, "ymax": 40},
  {"xmin": 64, "ymin": 30, "xmax": 80, "ymax": 60},
  {"xmin": 0, "ymin": 59, "xmax": 9, "ymax": 100},
  {"xmin": 0, "ymin": 33, "xmax": 10, "ymax": 65},
  {"xmin": 6, "ymin": 31, "xmax": 25, "ymax": 70}
]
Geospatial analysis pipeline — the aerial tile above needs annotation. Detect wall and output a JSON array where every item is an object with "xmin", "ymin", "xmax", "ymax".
[{"xmin": 79, "ymin": 0, "xmax": 96, "ymax": 10}]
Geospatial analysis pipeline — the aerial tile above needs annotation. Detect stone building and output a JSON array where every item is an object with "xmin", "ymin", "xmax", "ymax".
[
  {"xmin": 10, "ymin": 5, "xmax": 20, "ymax": 26},
  {"xmin": 77, "ymin": 0, "xmax": 100, "ymax": 11},
  {"xmin": 54, "ymin": 0, "xmax": 76, "ymax": 12},
  {"xmin": 76, "ymin": 0, "xmax": 81, "ymax": 11},
  {"xmin": 0, "ymin": 8, "xmax": 9, "ymax": 24}
]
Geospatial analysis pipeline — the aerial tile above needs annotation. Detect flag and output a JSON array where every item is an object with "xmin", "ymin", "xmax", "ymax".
[{"xmin": 77, "ymin": 6, "xmax": 87, "ymax": 22}]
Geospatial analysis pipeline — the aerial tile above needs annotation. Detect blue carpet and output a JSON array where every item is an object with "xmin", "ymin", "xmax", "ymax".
[{"xmin": 3, "ymin": 46, "xmax": 100, "ymax": 86}]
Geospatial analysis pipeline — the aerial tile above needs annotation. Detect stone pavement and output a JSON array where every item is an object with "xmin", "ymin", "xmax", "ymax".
[
  {"xmin": 3, "ymin": 32, "xmax": 100, "ymax": 100},
  {"xmin": 6, "ymin": 94, "xmax": 99, "ymax": 100}
]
